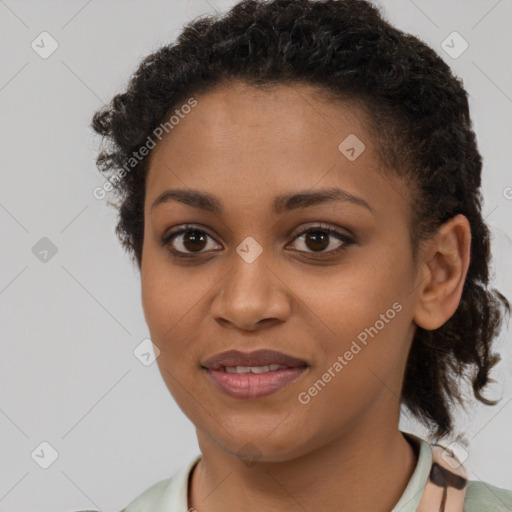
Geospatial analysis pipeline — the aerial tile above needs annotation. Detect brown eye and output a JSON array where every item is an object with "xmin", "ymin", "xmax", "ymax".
[
  {"xmin": 289, "ymin": 226, "xmax": 355, "ymax": 255},
  {"xmin": 181, "ymin": 229, "xmax": 208, "ymax": 252},
  {"xmin": 303, "ymin": 230, "xmax": 330, "ymax": 252},
  {"xmin": 162, "ymin": 225, "xmax": 221, "ymax": 255},
  {"xmin": 161, "ymin": 223, "xmax": 354, "ymax": 259}
]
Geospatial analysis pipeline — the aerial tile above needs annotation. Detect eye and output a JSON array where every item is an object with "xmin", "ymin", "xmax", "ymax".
[
  {"xmin": 287, "ymin": 224, "xmax": 355, "ymax": 255},
  {"xmin": 161, "ymin": 224, "xmax": 221, "ymax": 256},
  {"xmin": 161, "ymin": 223, "xmax": 355, "ymax": 258}
]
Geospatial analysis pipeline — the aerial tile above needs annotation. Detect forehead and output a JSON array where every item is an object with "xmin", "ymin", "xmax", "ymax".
[
  {"xmin": 145, "ymin": 81, "xmax": 409, "ymax": 219},
  {"xmin": 149, "ymin": 81, "xmax": 368, "ymax": 159}
]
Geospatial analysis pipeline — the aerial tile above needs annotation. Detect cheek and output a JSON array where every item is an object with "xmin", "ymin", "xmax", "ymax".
[
  {"xmin": 294, "ymin": 304, "xmax": 410, "ymax": 438},
  {"xmin": 140, "ymin": 258, "xmax": 194, "ymax": 368},
  {"xmin": 298, "ymin": 242, "xmax": 413, "ymax": 380},
  {"xmin": 301, "ymin": 249, "xmax": 408, "ymax": 335},
  {"xmin": 141, "ymin": 246, "xmax": 193, "ymax": 334},
  {"xmin": 140, "ymin": 252, "xmax": 218, "ymax": 389}
]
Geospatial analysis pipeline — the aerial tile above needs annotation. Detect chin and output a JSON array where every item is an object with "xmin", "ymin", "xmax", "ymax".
[{"xmin": 210, "ymin": 423, "xmax": 313, "ymax": 463}]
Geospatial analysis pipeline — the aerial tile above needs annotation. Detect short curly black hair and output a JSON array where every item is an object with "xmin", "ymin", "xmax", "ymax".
[{"xmin": 91, "ymin": 0, "xmax": 510, "ymax": 440}]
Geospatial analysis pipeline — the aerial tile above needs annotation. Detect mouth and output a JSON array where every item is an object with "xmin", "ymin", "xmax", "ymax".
[{"xmin": 201, "ymin": 349, "xmax": 309, "ymax": 399}]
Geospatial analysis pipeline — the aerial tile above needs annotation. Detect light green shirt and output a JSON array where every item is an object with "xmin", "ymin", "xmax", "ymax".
[{"xmin": 82, "ymin": 433, "xmax": 512, "ymax": 511}]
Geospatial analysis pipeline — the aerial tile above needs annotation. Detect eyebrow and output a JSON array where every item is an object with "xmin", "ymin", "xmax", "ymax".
[{"xmin": 151, "ymin": 187, "xmax": 374, "ymax": 215}]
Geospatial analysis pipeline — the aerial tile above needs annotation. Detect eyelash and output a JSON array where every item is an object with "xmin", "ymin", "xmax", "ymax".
[{"xmin": 161, "ymin": 223, "xmax": 355, "ymax": 259}]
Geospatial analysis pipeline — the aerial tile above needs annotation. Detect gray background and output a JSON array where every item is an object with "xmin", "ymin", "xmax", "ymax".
[{"xmin": 1, "ymin": 0, "xmax": 511, "ymax": 510}]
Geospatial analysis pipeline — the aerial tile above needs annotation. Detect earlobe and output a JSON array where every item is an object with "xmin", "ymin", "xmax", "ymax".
[{"xmin": 412, "ymin": 214, "xmax": 471, "ymax": 331}]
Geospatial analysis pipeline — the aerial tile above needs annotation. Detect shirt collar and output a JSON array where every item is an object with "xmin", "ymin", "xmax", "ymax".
[
  {"xmin": 391, "ymin": 432, "xmax": 433, "ymax": 512},
  {"xmin": 141, "ymin": 431, "xmax": 433, "ymax": 512}
]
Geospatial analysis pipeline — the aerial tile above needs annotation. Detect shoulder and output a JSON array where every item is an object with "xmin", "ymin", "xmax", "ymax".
[
  {"xmin": 70, "ymin": 478, "xmax": 173, "ymax": 512},
  {"xmin": 73, "ymin": 455, "xmax": 201, "ymax": 512},
  {"xmin": 119, "ymin": 477, "xmax": 174, "ymax": 511},
  {"xmin": 119, "ymin": 454, "xmax": 201, "ymax": 512},
  {"xmin": 464, "ymin": 479, "xmax": 512, "ymax": 512}
]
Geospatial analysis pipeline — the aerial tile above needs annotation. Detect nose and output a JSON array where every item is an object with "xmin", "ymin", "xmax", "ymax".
[{"xmin": 210, "ymin": 249, "xmax": 292, "ymax": 332}]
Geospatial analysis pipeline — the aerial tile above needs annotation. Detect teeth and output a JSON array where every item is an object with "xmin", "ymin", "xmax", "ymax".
[
  {"xmin": 248, "ymin": 365, "xmax": 269, "ymax": 373},
  {"xmin": 224, "ymin": 364, "xmax": 288, "ymax": 374}
]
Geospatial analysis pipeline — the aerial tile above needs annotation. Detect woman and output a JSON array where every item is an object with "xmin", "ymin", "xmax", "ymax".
[{"xmin": 87, "ymin": 0, "xmax": 512, "ymax": 510}]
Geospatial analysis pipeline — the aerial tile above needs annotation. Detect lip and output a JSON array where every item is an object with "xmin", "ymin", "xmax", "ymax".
[
  {"xmin": 201, "ymin": 349, "xmax": 309, "ymax": 370},
  {"xmin": 201, "ymin": 349, "xmax": 309, "ymax": 399}
]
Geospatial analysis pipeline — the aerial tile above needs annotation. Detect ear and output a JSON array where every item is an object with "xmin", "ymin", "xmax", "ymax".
[{"xmin": 412, "ymin": 214, "xmax": 471, "ymax": 331}]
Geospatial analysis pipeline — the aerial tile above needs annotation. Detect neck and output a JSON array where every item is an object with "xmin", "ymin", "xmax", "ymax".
[{"xmin": 189, "ymin": 422, "xmax": 418, "ymax": 512}]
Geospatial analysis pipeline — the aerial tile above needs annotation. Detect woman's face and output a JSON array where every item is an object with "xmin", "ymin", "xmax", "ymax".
[{"xmin": 141, "ymin": 81, "xmax": 421, "ymax": 462}]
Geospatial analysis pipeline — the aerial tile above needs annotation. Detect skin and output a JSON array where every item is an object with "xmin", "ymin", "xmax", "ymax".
[{"xmin": 140, "ymin": 80, "xmax": 471, "ymax": 512}]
